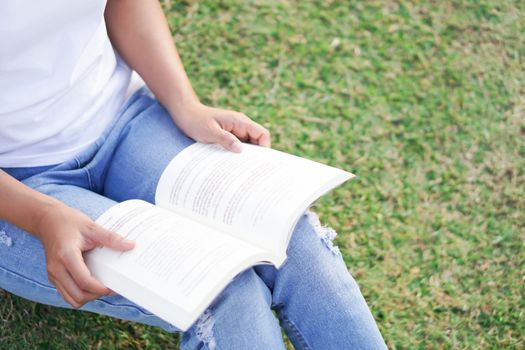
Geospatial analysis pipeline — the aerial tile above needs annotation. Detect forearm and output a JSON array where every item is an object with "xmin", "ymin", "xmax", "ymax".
[
  {"xmin": 1, "ymin": 170, "xmax": 134, "ymax": 307},
  {"xmin": 104, "ymin": 0, "xmax": 199, "ymax": 119},
  {"xmin": 104, "ymin": 0, "xmax": 271, "ymax": 151},
  {"xmin": 0, "ymin": 170, "xmax": 62, "ymax": 238}
]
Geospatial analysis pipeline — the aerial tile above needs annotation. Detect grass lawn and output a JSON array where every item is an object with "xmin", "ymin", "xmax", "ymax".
[{"xmin": 1, "ymin": 0, "xmax": 523, "ymax": 348}]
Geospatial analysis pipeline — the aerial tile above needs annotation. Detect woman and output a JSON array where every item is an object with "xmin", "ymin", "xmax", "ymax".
[{"xmin": 0, "ymin": 1, "xmax": 387, "ymax": 349}]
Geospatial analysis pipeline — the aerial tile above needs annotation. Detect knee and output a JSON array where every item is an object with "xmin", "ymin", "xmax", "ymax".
[
  {"xmin": 181, "ymin": 269, "xmax": 278, "ymax": 350},
  {"xmin": 286, "ymin": 209, "xmax": 344, "ymax": 264},
  {"xmin": 211, "ymin": 269, "xmax": 272, "ymax": 313},
  {"xmin": 274, "ymin": 209, "xmax": 360, "ymax": 295}
]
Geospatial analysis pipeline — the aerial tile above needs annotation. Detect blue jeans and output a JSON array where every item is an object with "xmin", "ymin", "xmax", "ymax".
[{"xmin": 0, "ymin": 88, "xmax": 387, "ymax": 350}]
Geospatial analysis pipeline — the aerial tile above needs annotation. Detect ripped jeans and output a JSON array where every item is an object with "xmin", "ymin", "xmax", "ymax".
[{"xmin": 0, "ymin": 88, "xmax": 387, "ymax": 350}]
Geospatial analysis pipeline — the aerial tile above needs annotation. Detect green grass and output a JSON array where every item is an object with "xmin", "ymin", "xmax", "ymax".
[{"xmin": 1, "ymin": 0, "xmax": 524, "ymax": 348}]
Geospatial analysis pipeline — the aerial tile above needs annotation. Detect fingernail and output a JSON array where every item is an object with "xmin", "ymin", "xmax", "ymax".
[
  {"xmin": 231, "ymin": 141, "xmax": 243, "ymax": 153},
  {"xmin": 124, "ymin": 239, "xmax": 135, "ymax": 248}
]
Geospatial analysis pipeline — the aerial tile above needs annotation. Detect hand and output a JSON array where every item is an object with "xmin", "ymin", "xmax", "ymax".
[
  {"xmin": 172, "ymin": 103, "xmax": 271, "ymax": 153},
  {"xmin": 36, "ymin": 203, "xmax": 135, "ymax": 308}
]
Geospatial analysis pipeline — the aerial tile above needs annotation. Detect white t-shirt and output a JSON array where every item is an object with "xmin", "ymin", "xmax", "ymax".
[{"xmin": 0, "ymin": 0, "xmax": 143, "ymax": 167}]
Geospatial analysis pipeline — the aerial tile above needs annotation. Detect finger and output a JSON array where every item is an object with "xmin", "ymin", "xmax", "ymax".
[
  {"xmin": 216, "ymin": 128, "xmax": 243, "ymax": 153},
  {"xmin": 95, "ymin": 225, "xmax": 135, "ymax": 252},
  {"xmin": 51, "ymin": 269, "xmax": 98, "ymax": 308},
  {"xmin": 48, "ymin": 266, "xmax": 78, "ymax": 307},
  {"xmin": 54, "ymin": 280, "xmax": 80, "ymax": 309},
  {"xmin": 58, "ymin": 267, "xmax": 99, "ymax": 307},
  {"xmin": 67, "ymin": 249, "xmax": 110, "ymax": 295},
  {"xmin": 228, "ymin": 114, "xmax": 270, "ymax": 147},
  {"xmin": 246, "ymin": 120, "xmax": 271, "ymax": 147}
]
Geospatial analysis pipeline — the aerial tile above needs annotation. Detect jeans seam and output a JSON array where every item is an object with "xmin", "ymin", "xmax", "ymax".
[
  {"xmin": 277, "ymin": 306, "xmax": 313, "ymax": 350},
  {"xmin": 84, "ymin": 166, "xmax": 96, "ymax": 192},
  {"xmin": 0, "ymin": 265, "xmax": 155, "ymax": 317},
  {"xmin": 0, "ymin": 264, "xmax": 55, "ymax": 290},
  {"xmin": 91, "ymin": 298, "xmax": 155, "ymax": 316}
]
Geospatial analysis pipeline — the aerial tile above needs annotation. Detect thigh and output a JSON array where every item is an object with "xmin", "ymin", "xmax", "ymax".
[
  {"xmin": 0, "ymin": 182, "xmax": 177, "ymax": 332},
  {"xmin": 101, "ymin": 100, "xmax": 195, "ymax": 203},
  {"xmin": 181, "ymin": 268, "xmax": 285, "ymax": 350},
  {"xmin": 255, "ymin": 209, "xmax": 387, "ymax": 350}
]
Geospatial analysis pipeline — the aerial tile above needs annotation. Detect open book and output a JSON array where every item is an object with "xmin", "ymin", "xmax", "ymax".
[{"xmin": 85, "ymin": 142, "xmax": 354, "ymax": 331}]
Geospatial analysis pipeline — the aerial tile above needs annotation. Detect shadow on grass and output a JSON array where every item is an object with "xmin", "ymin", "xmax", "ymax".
[{"xmin": 0, "ymin": 290, "xmax": 180, "ymax": 350}]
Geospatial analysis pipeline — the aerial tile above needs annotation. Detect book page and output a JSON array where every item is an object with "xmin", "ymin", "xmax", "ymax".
[
  {"xmin": 85, "ymin": 200, "xmax": 270, "ymax": 330},
  {"xmin": 155, "ymin": 143, "xmax": 354, "ymax": 261}
]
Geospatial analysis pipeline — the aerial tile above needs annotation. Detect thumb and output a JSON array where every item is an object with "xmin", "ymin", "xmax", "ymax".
[
  {"xmin": 96, "ymin": 226, "xmax": 135, "ymax": 252},
  {"xmin": 216, "ymin": 129, "xmax": 243, "ymax": 153}
]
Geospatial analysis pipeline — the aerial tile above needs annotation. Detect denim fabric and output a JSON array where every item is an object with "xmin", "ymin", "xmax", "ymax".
[{"xmin": 0, "ymin": 87, "xmax": 387, "ymax": 349}]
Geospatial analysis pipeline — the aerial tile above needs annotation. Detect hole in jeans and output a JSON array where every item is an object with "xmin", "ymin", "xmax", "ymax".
[
  {"xmin": 0, "ymin": 230, "xmax": 12, "ymax": 247},
  {"xmin": 305, "ymin": 210, "xmax": 342, "ymax": 257},
  {"xmin": 195, "ymin": 309, "xmax": 217, "ymax": 350}
]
